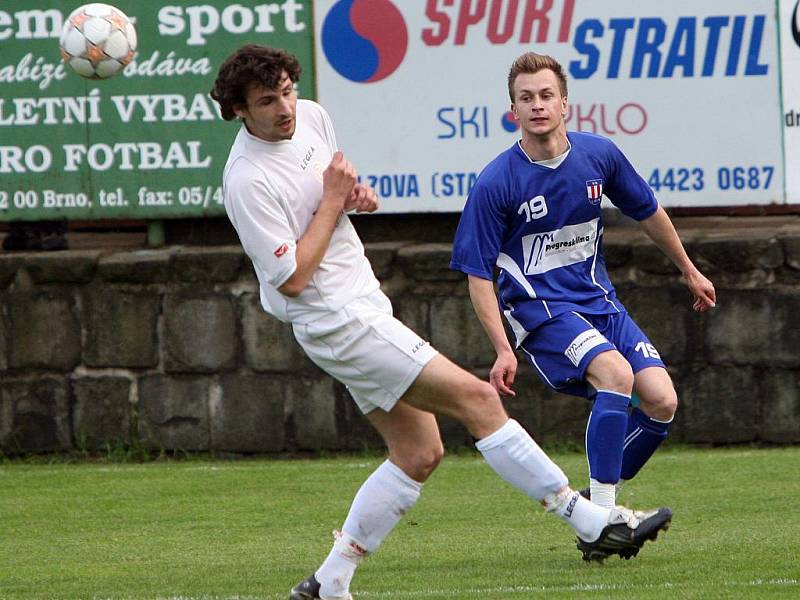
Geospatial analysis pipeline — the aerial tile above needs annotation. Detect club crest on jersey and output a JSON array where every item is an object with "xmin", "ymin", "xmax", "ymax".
[
  {"xmin": 274, "ymin": 243, "xmax": 289, "ymax": 258},
  {"xmin": 586, "ymin": 179, "xmax": 604, "ymax": 204}
]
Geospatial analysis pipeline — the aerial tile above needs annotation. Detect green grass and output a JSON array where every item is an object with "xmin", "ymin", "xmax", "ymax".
[{"xmin": 1, "ymin": 447, "xmax": 798, "ymax": 600}]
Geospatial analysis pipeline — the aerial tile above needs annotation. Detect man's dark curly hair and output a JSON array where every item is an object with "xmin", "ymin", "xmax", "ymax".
[{"xmin": 210, "ymin": 45, "xmax": 302, "ymax": 121}]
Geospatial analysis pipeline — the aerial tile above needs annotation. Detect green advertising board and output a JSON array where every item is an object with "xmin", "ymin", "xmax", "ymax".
[{"xmin": 0, "ymin": 1, "xmax": 315, "ymax": 221}]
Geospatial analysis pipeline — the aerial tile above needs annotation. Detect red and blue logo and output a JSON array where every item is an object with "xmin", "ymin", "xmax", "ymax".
[
  {"xmin": 321, "ymin": 0, "xmax": 408, "ymax": 83},
  {"xmin": 586, "ymin": 179, "xmax": 604, "ymax": 203},
  {"xmin": 501, "ymin": 111, "xmax": 520, "ymax": 132}
]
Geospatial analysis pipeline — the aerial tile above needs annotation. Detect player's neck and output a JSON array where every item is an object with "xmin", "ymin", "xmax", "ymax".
[{"xmin": 520, "ymin": 131, "xmax": 568, "ymax": 161}]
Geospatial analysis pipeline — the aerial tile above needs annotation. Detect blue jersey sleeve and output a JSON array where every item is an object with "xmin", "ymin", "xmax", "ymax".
[
  {"xmin": 450, "ymin": 180, "xmax": 508, "ymax": 280},
  {"xmin": 604, "ymin": 141, "xmax": 658, "ymax": 221}
]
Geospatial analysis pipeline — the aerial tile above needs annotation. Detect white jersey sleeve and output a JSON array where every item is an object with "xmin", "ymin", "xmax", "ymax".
[{"xmin": 224, "ymin": 157, "xmax": 297, "ymax": 289}]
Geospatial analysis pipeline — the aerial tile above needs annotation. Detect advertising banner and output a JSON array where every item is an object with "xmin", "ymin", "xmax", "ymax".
[
  {"xmin": 781, "ymin": 0, "xmax": 800, "ymax": 203},
  {"xmin": 0, "ymin": 1, "xmax": 314, "ymax": 221},
  {"xmin": 314, "ymin": 0, "xmax": 785, "ymax": 212}
]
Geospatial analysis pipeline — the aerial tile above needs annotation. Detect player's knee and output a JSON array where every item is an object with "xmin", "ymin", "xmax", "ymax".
[
  {"xmin": 471, "ymin": 379, "xmax": 504, "ymax": 414},
  {"xmin": 401, "ymin": 442, "xmax": 444, "ymax": 482},
  {"xmin": 452, "ymin": 379, "xmax": 506, "ymax": 437},
  {"xmin": 642, "ymin": 386, "xmax": 678, "ymax": 421},
  {"xmin": 587, "ymin": 352, "xmax": 634, "ymax": 394},
  {"xmin": 421, "ymin": 441, "xmax": 445, "ymax": 478},
  {"xmin": 597, "ymin": 362, "xmax": 634, "ymax": 394},
  {"xmin": 663, "ymin": 387, "xmax": 678, "ymax": 417}
]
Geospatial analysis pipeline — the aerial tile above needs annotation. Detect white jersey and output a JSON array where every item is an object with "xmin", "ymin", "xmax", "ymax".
[{"xmin": 223, "ymin": 99, "xmax": 380, "ymax": 324}]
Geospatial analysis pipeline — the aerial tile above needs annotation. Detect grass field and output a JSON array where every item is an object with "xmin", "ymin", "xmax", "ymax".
[{"xmin": 1, "ymin": 447, "xmax": 799, "ymax": 600}]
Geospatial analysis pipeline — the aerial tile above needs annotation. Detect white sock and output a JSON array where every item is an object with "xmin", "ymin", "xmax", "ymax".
[
  {"xmin": 314, "ymin": 532, "xmax": 364, "ymax": 599},
  {"xmin": 475, "ymin": 419, "xmax": 568, "ymax": 501},
  {"xmin": 315, "ymin": 460, "xmax": 422, "ymax": 598},
  {"xmin": 543, "ymin": 488, "xmax": 610, "ymax": 542},
  {"xmin": 590, "ymin": 478, "xmax": 617, "ymax": 509}
]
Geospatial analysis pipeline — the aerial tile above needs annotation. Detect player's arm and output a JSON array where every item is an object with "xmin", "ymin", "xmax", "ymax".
[
  {"xmin": 603, "ymin": 139, "xmax": 716, "ymax": 312},
  {"xmin": 638, "ymin": 205, "xmax": 716, "ymax": 312},
  {"xmin": 451, "ymin": 177, "xmax": 513, "ymax": 393},
  {"xmin": 279, "ymin": 151, "xmax": 356, "ymax": 297},
  {"xmin": 468, "ymin": 275, "xmax": 517, "ymax": 396}
]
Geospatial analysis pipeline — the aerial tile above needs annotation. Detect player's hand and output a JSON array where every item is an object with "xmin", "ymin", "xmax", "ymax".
[
  {"xmin": 685, "ymin": 268, "xmax": 716, "ymax": 312},
  {"xmin": 321, "ymin": 151, "xmax": 357, "ymax": 211},
  {"xmin": 490, "ymin": 350, "xmax": 517, "ymax": 397},
  {"xmin": 345, "ymin": 183, "xmax": 379, "ymax": 213}
]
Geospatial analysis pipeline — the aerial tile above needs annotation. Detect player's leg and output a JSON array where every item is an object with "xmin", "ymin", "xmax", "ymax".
[
  {"xmin": 517, "ymin": 312, "xmax": 632, "ymax": 510},
  {"xmin": 405, "ymin": 354, "xmax": 672, "ymax": 562},
  {"xmin": 620, "ymin": 367, "xmax": 676, "ymax": 481},
  {"xmin": 583, "ymin": 349, "xmax": 635, "ymax": 508},
  {"xmin": 305, "ymin": 403, "xmax": 443, "ymax": 600},
  {"xmin": 612, "ymin": 314, "xmax": 674, "ymax": 482},
  {"xmin": 291, "ymin": 294, "xmax": 668, "ymax": 598},
  {"xmin": 404, "ymin": 353, "xmax": 620, "ymax": 545},
  {"xmin": 291, "ymin": 292, "xmax": 447, "ymax": 599}
]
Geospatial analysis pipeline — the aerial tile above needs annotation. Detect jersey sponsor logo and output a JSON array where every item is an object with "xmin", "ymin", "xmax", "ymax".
[
  {"xmin": 274, "ymin": 243, "xmax": 289, "ymax": 258},
  {"xmin": 565, "ymin": 328, "xmax": 608, "ymax": 367},
  {"xmin": 299, "ymin": 146, "xmax": 316, "ymax": 170},
  {"xmin": 411, "ymin": 340, "xmax": 429, "ymax": 354},
  {"xmin": 521, "ymin": 218, "xmax": 599, "ymax": 275},
  {"xmin": 525, "ymin": 232, "xmax": 555, "ymax": 270},
  {"xmin": 586, "ymin": 179, "xmax": 604, "ymax": 203}
]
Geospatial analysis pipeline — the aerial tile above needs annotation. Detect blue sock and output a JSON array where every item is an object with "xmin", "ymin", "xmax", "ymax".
[
  {"xmin": 586, "ymin": 390, "xmax": 631, "ymax": 484},
  {"xmin": 620, "ymin": 408, "xmax": 671, "ymax": 480}
]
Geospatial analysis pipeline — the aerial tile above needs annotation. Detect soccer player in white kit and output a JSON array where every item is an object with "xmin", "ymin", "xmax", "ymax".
[{"xmin": 210, "ymin": 45, "xmax": 672, "ymax": 600}]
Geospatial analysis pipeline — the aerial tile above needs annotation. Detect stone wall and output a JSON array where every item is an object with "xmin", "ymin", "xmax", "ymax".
[{"xmin": 1, "ymin": 229, "xmax": 799, "ymax": 455}]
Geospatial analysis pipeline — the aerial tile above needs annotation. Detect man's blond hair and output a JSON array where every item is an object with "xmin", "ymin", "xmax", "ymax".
[{"xmin": 507, "ymin": 52, "xmax": 568, "ymax": 101}]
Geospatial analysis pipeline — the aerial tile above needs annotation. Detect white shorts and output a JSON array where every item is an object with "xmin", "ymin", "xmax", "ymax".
[{"xmin": 292, "ymin": 290, "xmax": 439, "ymax": 414}]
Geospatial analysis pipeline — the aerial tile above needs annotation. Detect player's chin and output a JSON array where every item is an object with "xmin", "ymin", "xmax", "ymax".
[
  {"xmin": 275, "ymin": 120, "xmax": 296, "ymax": 139},
  {"xmin": 525, "ymin": 124, "xmax": 553, "ymax": 137}
]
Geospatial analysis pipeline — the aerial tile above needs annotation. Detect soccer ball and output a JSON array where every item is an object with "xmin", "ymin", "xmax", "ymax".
[{"xmin": 59, "ymin": 3, "xmax": 137, "ymax": 79}]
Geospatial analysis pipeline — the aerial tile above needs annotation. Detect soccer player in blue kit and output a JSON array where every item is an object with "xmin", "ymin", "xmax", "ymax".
[{"xmin": 451, "ymin": 52, "xmax": 717, "ymax": 513}]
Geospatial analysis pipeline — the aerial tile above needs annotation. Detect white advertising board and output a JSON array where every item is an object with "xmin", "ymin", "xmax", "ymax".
[
  {"xmin": 781, "ymin": 0, "xmax": 800, "ymax": 204},
  {"xmin": 314, "ymin": 0, "xmax": 785, "ymax": 212}
]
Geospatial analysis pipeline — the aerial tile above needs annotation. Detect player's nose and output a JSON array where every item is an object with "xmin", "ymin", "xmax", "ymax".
[{"xmin": 276, "ymin": 96, "xmax": 293, "ymax": 114}]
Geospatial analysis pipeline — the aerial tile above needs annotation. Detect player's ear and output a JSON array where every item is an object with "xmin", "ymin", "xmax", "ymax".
[
  {"xmin": 561, "ymin": 95, "xmax": 567, "ymax": 117},
  {"xmin": 233, "ymin": 103, "xmax": 248, "ymax": 120}
]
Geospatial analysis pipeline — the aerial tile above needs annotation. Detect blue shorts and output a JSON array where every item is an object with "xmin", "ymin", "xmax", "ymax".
[{"xmin": 519, "ymin": 311, "xmax": 665, "ymax": 398}]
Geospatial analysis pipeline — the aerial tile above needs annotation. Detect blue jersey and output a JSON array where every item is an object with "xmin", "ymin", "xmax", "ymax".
[{"xmin": 451, "ymin": 131, "xmax": 658, "ymax": 344}]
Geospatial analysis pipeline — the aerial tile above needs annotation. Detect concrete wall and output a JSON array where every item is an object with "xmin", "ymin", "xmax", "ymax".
[{"xmin": 1, "ymin": 229, "xmax": 799, "ymax": 455}]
